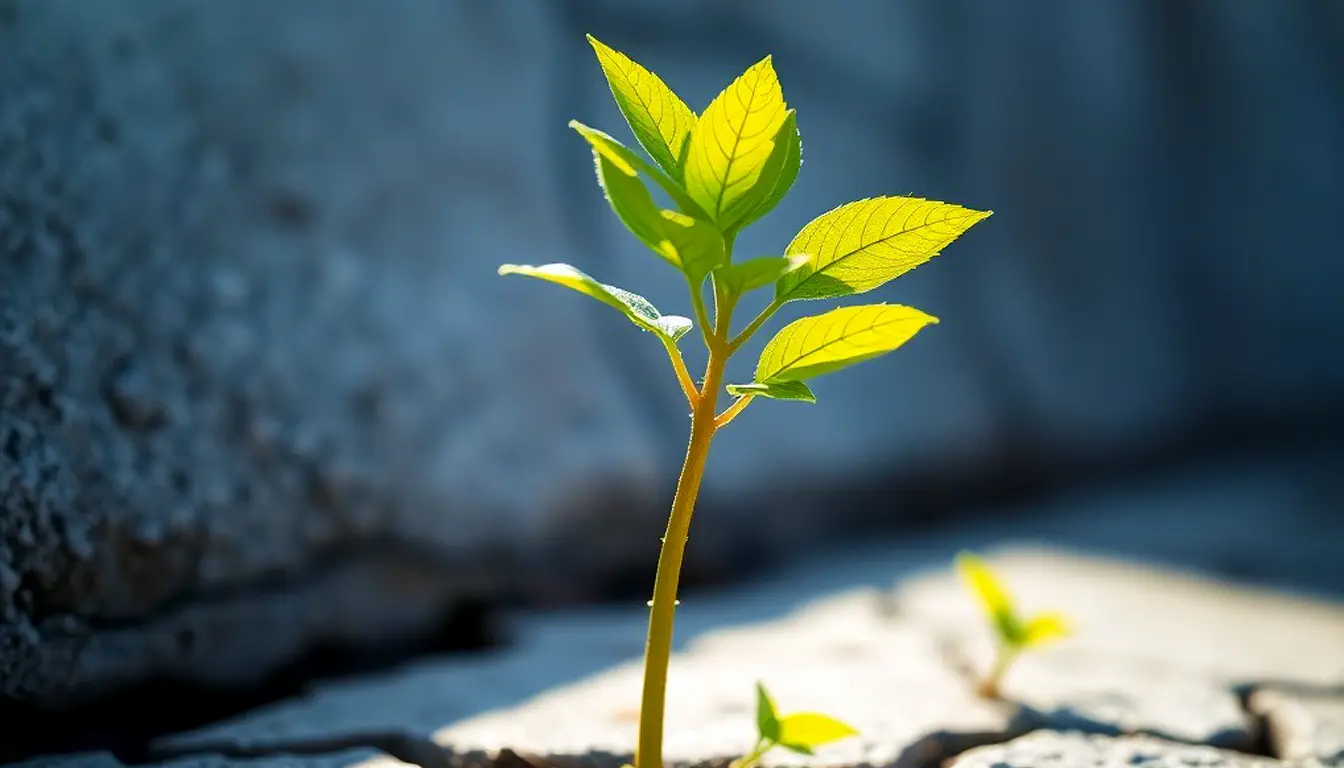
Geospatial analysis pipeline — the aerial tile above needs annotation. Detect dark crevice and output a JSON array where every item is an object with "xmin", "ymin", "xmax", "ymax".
[{"xmin": 0, "ymin": 595, "xmax": 503, "ymax": 765}]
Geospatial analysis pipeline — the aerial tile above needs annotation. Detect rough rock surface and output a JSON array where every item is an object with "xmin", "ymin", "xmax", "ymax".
[
  {"xmin": 147, "ymin": 545, "xmax": 1344, "ymax": 768},
  {"xmin": 7, "ymin": 752, "xmax": 406, "ymax": 768},
  {"xmin": 3, "ymin": 0, "xmax": 1344, "ymax": 709},
  {"xmin": 1250, "ymin": 687, "xmax": 1344, "ymax": 764},
  {"xmin": 947, "ymin": 732, "xmax": 1278, "ymax": 768}
]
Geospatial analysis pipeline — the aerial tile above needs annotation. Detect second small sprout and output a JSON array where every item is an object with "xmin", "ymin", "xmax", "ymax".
[
  {"xmin": 955, "ymin": 551, "xmax": 1071, "ymax": 699},
  {"xmin": 730, "ymin": 682, "xmax": 859, "ymax": 768}
]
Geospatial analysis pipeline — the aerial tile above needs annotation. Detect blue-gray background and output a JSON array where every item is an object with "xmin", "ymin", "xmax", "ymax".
[{"xmin": 1, "ymin": 0, "xmax": 1341, "ymax": 744}]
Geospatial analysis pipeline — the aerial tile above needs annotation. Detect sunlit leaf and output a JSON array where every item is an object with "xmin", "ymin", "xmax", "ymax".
[
  {"xmin": 684, "ymin": 56, "xmax": 790, "ymax": 222},
  {"xmin": 1023, "ymin": 612, "xmax": 1072, "ymax": 648},
  {"xmin": 755, "ymin": 682, "xmax": 780, "ymax": 744},
  {"xmin": 777, "ymin": 197, "xmax": 991, "ymax": 303},
  {"xmin": 714, "ymin": 255, "xmax": 808, "ymax": 298},
  {"xmin": 590, "ymin": 151, "xmax": 725, "ymax": 281},
  {"xmin": 776, "ymin": 713, "xmax": 860, "ymax": 753},
  {"xmin": 587, "ymin": 35, "xmax": 696, "ymax": 178},
  {"xmin": 722, "ymin": 110, "xmax": 802, "ymax": 233},
  {"xmin": 752, "ymin": 304, "xmax": 938, "ymax": 384},
  {"xmin": 593, "ymin": 149, "xmax": 674, "ymax": 258},
  {"xmin": 956, "ymin": 551, "xmax": 1024, "ymax": 645},
  {"xmin": 659, "ymin": 209, "xmax": 726, "ymax": 284},
  {"xmin": 726, "ymin": 381, "xmax": 816, "ymax": 404},
  {"xmin": 571, "ymin": 121, "xmax": 708, "ymax": 219},
  {"xmin": 497, "ymin": 263, "xmax": 690, "ymax": 342}
]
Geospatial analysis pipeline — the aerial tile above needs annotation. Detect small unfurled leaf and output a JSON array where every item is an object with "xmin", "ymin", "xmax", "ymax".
[
  {"xmin": 593, "ymin": 149, "xmax": 673, "ymax": 255},
  {"xmin": 726, "ymin": 381, "xmax": 816, "ymax": 404},
  {"xmin": 1023, "ymin": 612, "xmax": 1071, "ymax": 648},
  {"xmin": 722, "ymin": 110, "xmax": 802, "ymax": 233},
  {"xmin": 777, "ymin": 197, "xmax": 991, "ymax": 303},
  {"xmin": 571, "ymin": 121, "xmax": 707, "ymax": 218},
  {"xmin": 587, "ymin": 35, "xmax": 696, "ymax": 179},
  {"xmin": 755, "ymin": 682, "xmax": 780, "ymax": 744},
  {"xmin": 714, "ymin": 255, "xmax": 808, "ymax": 298},
  {"xmin": 752, "ymin": 304, "xmax": 938, "ymax": 384},
  {"xmin": 497, "ymin": 263, "xmax": 691, "ymax": 342},
  {"xmin": 659, "ymin": 209, "xmax": 726, "ymax": 284},
  {"xmin": 684, "ymin": 56, "xmax": 789, "ymax": 222},
  {"xmin": 956, "ymin": 551, "xmax": 1023, "ymax": 646},
  {"xmin": 591, "ymin": 151, "xmax": 725, "ymax": 281},
  {"xmin": 775, "ymin": 713, "xmax": 860, "ymax": 753}
]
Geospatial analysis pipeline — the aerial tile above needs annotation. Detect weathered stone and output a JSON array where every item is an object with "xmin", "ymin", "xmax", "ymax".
[
  {"xmin": 153, "ymin": 543, "xmax": 1344, "ymax": 767},
  {"xmin": 895, "ymin": 545, "xmax": 1344, "ymax": 686},
  {"xmin": 3, "ymin": 751, "xmax": 406, "ymax": 768},
  {"xmin": 1250, "ymin": 686, "xmax": 1344, "ymax": 763},
  {"xmin": 4, "ymin": 0, "xmax": 1344, "ymax": 714},
  {"xmin": 948, "ymin": 732, "xmax": 1278, "ymax": 768}
]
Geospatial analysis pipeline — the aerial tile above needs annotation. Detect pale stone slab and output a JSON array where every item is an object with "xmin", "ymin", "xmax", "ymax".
[
  {"xmin": 2, "ymin": 751, "xmax": 405, "ymax": 768},
  {"xmin": 948, "ymin": 732, "xmax": 1279, "ymax": 768},
  {"xmin": 1250, "ymin": 687, "xmax": 1344, "ymax": 763},
  {"xmin": 895, "ymin": 546, "xmax": 1344, "ymax": 685}
]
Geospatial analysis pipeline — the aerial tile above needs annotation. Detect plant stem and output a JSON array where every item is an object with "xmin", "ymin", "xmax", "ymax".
[
  {"xmin": 978, "ymin": 644, "xmax": 1018, "ymax": 700},
  {"xmin": 728, "ymin": 298, "xmax": 781, "ymax": 352},
  {"xmin": 636, "ymin": 349, "xmax": 727, "ymax": 768},
  {"xmin": 714, "ymin": 395, "xmax": 754, "ymax": 429},
  {"xmin": 660, "ymin": 337, "xmax": 699, "ymax": 409}
]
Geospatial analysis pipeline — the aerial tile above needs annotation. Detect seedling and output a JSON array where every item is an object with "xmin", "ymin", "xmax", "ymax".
[
  {"xmin": 729, "ymin": 682, "xmax": 859, "ymax": 768},
  {"xmin": 500, "ymin": 35, "xmax": 989, "ymax": 768},
  {"xmin": 955, "ymin": 551, "xmax": 1071, "ymax": 699}
]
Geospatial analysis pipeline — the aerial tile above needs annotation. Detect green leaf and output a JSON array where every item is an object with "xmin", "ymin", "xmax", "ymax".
[
  {"xmin": 590, "ymin": 151, "xmax": 725, "ymax": 281},
  {"xmin": 726, "ymin": 381, "xmax": 816, "ymax": 404},
  {"xmin": 722, "ymin": 110, "xmax": 802, "ymax": 233},
  {"xmin": 587, "ymin": 35, "xmax": 696, "ymax": 179},
  {"xmin": 776, "ymin": 713, "xmax": 860, "ymax": 753},
  {"xmin": 684, "ymin": 56, "xmax": 790, "ymax": 222},
  {"xmin": 714, "ymin": 255, "xmax": 808, "ymax": 298},
  {"xmin": 659, "ymin": 209, "xmax": 727, "ymax": 284},
  {"xmin": 571, "ymin": 121, "xmax": 708, "ymax": 219},
  {"xmin": 1022, "ymin": 612, "xmax": 1071, "ymax": 648},
  {"xmin": 755, "ymin": 682, "xmax": 780, "ymax": 744},
  {"xmin": 497, "ymin": 263, "xmax": 691, "ymax": 342},
  {"xmin": 777, "ymin": 197, "xmax": 991, "ymax": 303},
  {"xmin": 752, "ymin": 304, "xmax": 938, "ymax": 384},
  {"xmin": 956, "ymin": 551, "xmax": 1024, "ymax": 647}
]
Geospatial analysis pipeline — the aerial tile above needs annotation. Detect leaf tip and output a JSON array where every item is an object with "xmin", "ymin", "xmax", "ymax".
[{"xmin": 497, "ymin": 264, "xmax": 519, "ymax": 276}]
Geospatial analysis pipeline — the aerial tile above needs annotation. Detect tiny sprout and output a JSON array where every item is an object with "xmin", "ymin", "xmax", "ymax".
[
  {"xmin": 955, "ymin": 551, "xmax": 1071, "ymax": 699},
  {"xmin": 730, "ymin": 682, "xmax": 859, "ymax": 768}
]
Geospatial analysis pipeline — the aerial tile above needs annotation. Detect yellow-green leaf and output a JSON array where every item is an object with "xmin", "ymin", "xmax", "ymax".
[
  {"xmin": 726, "ymin": 381, "xmax": 816, "ymax": 404},
  {"xmin": 755, "ymin": 682, "xmax": 780, "ymax": 744},
  {"xmin": 497, "ymin": 263, "xmax": 691, "ymax": 342},
  {"xmin": 659, "ymin": 209, "xmax": 726, "ymax": 283},
  {"xmin": 776, "ymin": 712, "xmax": 860, "ymax": 753},
  {"xmin": 1023, "ymin": 612, "xmax": 1071, "ymax": 648},
  {"xmin": 590, "ymin": 150, "xmax": 725, "ymax": 281},
  {"xmin": 753, "ymin": 304, "xmax": 938, "ymax": 384},
  {"xmin": 684, "ymin": 56, "xmax": 789, "ymax": 222},
  {"xmin": 956, "ymin": 551, "xmax": 1025, "ymax": 645},
  {"xmin": 587, "ymin": 35, "xmax": 696, "ymax": 178},
  {"xmin": 956, "ymin": 552, "xmax": 1014, "ymax": 617},
  {"xmin": 777, "ymin": 197, "xmax": 991, "ymax": 303},
  {"xmin": 571, "ymin": 121, "xmax": 708, "ymax": 219},
  {"xmin": 722, "ymin": 110, "xmax": 802, "ymax": 233},
  {"xmin": 714, "ymin": 255, "xmax": 808, "ymax": 298}
]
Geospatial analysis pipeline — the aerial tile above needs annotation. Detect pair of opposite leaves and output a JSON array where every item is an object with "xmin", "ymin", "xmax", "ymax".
[{"xmin": 499, "ymin": 36, "xmax": 991, "ymax": 404}]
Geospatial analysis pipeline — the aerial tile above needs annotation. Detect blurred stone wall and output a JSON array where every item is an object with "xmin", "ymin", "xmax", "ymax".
[{"xmin": 1, "ymin": 0, "xmax": 1341, "ymax": 704}]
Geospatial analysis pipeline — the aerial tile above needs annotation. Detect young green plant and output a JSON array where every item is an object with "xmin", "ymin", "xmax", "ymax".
[
  {"xmin": 955, "ymin": 551, "xmax": 1071, "ymax": 699},
  {"xmin": 499, "ymin": 35, "xmax": 990, "ymax": 768},
  {"xmin": 729, "ymin": 682, "xmax": 859, "ymax": 768}
]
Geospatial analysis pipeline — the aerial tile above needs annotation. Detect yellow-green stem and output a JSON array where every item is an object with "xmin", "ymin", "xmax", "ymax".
[
  {"xmin": 636, "ymin": 349, "xmax": 727, "ymax": 768},
  {"xmin": 978, "ymin": 643, "xmax": 1018, "ymax": 700}
]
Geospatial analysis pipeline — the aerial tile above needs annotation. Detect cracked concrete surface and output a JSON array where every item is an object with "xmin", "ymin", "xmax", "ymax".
[{"xmin": 57, "ymin": 543, "xmax": 1328, "ymax": 768}]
